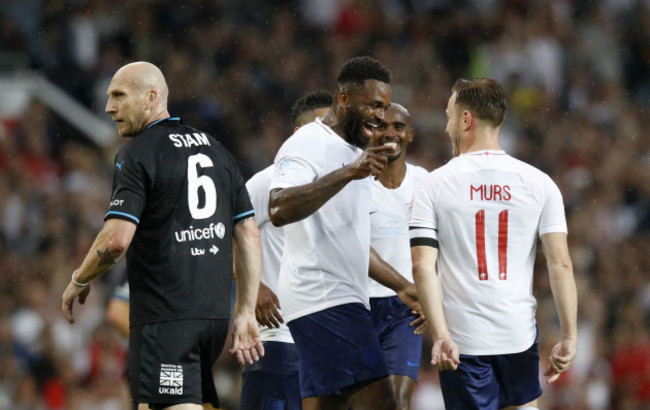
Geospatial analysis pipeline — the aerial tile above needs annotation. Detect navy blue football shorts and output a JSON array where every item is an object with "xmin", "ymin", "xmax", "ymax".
[
  {"xmin": 439, "ymin": 329, "xmax": 543, "ymax": 410},
  {"xmin": 287, "ymin": 303, "xmax": 389, "ymax": 398},
  {"xmin": 128, "ymin": 318, "xmax": 230, "ymax": 408},
  {"xmin": 240, "ymin": 341, "xmax": 301, "ymax": 410},
  {"xmin": 370, "ymin": 296, "xmax": 422, "ymax": 380}
]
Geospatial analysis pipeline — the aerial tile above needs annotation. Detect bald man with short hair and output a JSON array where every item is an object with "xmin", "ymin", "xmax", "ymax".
[{"xmin": 62, "ymin": 61, "xmax": 263, "ymax": 410}]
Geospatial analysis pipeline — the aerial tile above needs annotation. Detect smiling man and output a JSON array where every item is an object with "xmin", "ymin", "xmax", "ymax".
[
  {"xmin": 268, "ymin": 56, "xmax": 405, "ymax": 410},
  {"xmin": 367, "ymin": 103, "xmax": 429, "ymax": 410}
]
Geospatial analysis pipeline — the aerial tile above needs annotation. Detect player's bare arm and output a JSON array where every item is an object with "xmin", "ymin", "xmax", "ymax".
[
  {"xmin": 230, "ymin": 216, "xmax": 264, "ymax": 365},
  {"xmin": 268, "ymin": 145, "xmax": 395, "ymax": 227},
  {"xmin": 62, "ymin": 218, "xmax": 136, "ymax": 324},
  {"xmin": 368, "ymin": 247, "xmax": 427, "ymax": 334},
  {"xmin": 411, "ymin": 245, "xmax": 460, "ymax": 371},
  {"xmin": 541, "ymin": 232, "xmax": 578, "ymax": 383},
  {"xmin": 255, "ymin": 281, "xmax": 283, "ymax": 329},
  {"xmin": 96, "ymin": 247, "xmax": 119, "ymax": 266}
]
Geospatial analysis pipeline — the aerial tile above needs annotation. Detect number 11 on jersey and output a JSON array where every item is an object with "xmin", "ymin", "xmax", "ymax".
[{"xmin": 475, "ymin": 209, "xmax": 509, "ymax": 281}]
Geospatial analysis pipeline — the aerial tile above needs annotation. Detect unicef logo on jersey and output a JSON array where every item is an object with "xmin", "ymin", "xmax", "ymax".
[
  {"xmin": 174, "ymin": 223, "xmax": 224, "ymax": 243},
  {"xmin": 215, "ymin": 222, "xmax": 225, "ymax": 239}
]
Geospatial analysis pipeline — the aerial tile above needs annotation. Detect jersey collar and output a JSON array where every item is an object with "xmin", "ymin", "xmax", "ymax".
[
  {"xmin": 462, "ymin": 150, "xmax": 506, "ymax": 156},
  {"xmin": 146, "ymin": 117, "xmax": 181, "ymax": 129}
]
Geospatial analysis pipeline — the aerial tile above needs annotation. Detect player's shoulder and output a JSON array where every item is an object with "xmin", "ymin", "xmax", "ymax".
[
  {"xmin": 287, "ymin": 119, "xmax": 337, "ymax": 146},
  {"xmin": 427, "ymin": 156, "xmax": 459, "ymax": 179},
  {"xmin": 503, "ymin": 154, "xmax": 555, "ymax": 183},
  {"xmin": 406, "ymin": 162, "xmax": 430, "ymax": 180},
  {"xmin": 287, "ymin": 121, "xmax": 328, "ymax": 144},
  {"xmin": 137, "ymin": 120, "xmax": 221, "ymax": 150},
  {"xmin": 246, "ymin": 165, "xmax": 274, "ymax": 193}
]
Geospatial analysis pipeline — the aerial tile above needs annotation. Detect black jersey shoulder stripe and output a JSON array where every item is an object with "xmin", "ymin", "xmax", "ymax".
[
  {"xmin": 410, "ymin": 237, "xmax": 439, "ymax": 248},
  {"xmin": 105, "ymin": 210, "xmax": 140, "ymax": 224},
  {"xmin": 234, "ymin": 209, "xmax": 255, "ymax": 222},
  {"xmin": 408, "ymin": 226, "xmax": 437, "ymax": 232}
]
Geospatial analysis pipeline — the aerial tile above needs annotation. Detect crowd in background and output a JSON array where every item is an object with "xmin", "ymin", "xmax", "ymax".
[{"xmin": 0, "ymin": 0, "xmax": 649, "ymax": 408}]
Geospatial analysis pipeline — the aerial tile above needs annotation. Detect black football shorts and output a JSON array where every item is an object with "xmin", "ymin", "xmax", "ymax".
[{"xmin": 128, "ymin": 318, "xmax": 230, "ymax": 408}]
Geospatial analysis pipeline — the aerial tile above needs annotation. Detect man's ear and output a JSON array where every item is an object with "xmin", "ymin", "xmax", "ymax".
[
  {"xmin": 149, "ymin": 90, "xmax": 158, "ymax": 104},
  {"xmin": 462, "ymin": 110, "xmax": 472, "ymax": 131},
  {"xmin": 338, "ymin": 89, "xmax": 350, "ymax": 110}
]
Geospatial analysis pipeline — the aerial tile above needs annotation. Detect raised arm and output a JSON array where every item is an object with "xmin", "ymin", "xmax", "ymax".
[
  {"xmin": 268, "ymin": 145, "xmax": 395, "ymax": 226},
  {"xmin": 230, "ymin": 216, "xmax": 264, "ymax": 365},
  {"xmin": 540, "ymin": 232, "xmax": 577, "ymax": 383},
  {"xmin": 411, "ymin": 245, "xmax": 459, "ymax": 370}
]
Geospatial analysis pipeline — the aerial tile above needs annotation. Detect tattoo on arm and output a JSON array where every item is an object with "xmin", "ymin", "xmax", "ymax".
[{"xmin": 96, "ymin": 247, "xmax": 118, "ymax": 266}]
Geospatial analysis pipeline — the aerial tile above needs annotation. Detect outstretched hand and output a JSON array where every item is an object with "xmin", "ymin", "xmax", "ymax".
[
  {"xmin": 255, "ymin": 282, "xmax": 284, "ymax": 328},
  {"xmin": 61, "ymin": 281, "xmax": 91, "ymax": 324},
  {"xmin": 347, "ymin": 145, "xmax": 397, "ymax": 180},
  {"xmin": 431, "ymin": 337, "xmax": 460, "ymax": 371},
  {"xmin": 229, "ymin": 312, "xmax": 265, "ymax": 366},
  {"xmin": 544, "ymin": 337, "xmax": 576, "ymax": 384}
]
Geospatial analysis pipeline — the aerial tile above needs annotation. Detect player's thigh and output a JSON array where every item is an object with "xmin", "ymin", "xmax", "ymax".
[
  {"xmin": 370, "ymin": 296, "xmax": 422, "ymax": 381},
  {"xmin": 389, "ymin": 374, "xmax": 416, "ymax": 409},
  {"xmin": 501, "ymin": 399, "xmax": 538, "ymax": 410},
  {"xmin": 302, "ymin": 395, "xmax": 348, "ymax": 410},
  {"xmin": 128, "ymin": 319, "xmax": 229, "ymax": 408},
  {"xmin": 439, "ymin": 355, "xmax": 497, "ymax": 410},
  {"xmin": 493, "ymin": 341, "xmax": 543, "ymax": 408},
  {"xmin": 240, "ymin": 341, "xmax": 300, "ymax": 410},
  {"xmin": 347, "ymin": 376, "xmax": 396, "ymax": 410},
  {"xmin": 439, "ymin": 346, "xmax": 543, "ymax": 410},
  {"xmin": 287, "ymin": 303, "xmax": 388, "ymax": 399},
  {"xmin": 198, "ymin": 319, "xmax": 230, "ymax": 405},
  {"xmin": 241, "ymin": 371, "xmax": 301, "ymax": 410}
]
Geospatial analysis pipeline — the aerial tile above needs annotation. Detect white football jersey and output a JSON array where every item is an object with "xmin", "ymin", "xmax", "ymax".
[
  {"xmin": 369, "ymin": 163, "xmax": 428, "ymax": 298},
  {"xmin": 246, "ymin": 165, "xmax": 293, "ymax": 343},
  {"xmin": 409, "ymin": 150, "xmax": 567, "ymax": 355},
  {"xmin": 270, "ymin": 118, "xmax": 372, "ymax": 322}
]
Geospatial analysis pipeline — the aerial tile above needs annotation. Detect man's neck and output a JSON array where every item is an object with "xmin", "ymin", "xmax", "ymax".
[
  {"xmin": 378, "ymin": 159, "xmax": 407, "ymax": 189},
  {"xmin": 321, "ymin": 115, "xmax": 345, "ymax": 141},
  {"xmin": 461, "ymin": 129, "xmax": 501, "ymax": 154}
]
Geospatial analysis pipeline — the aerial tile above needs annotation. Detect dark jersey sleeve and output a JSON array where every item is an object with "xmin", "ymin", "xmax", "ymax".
[
  {"xmin": 229, "ymin": 151, "xmax": 254, "ymax": 223},
  {"xmin": 105, "ymin": 142, "xmax": 148, "ymax": 224}
]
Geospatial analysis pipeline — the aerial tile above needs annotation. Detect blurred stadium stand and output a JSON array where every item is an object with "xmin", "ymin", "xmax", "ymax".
[{"xmin": 1, "ymin": 1, "xmax": 650, "ymax": 409}]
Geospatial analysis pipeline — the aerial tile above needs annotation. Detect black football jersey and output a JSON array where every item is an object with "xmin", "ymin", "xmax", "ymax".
[{"xmin": 105, "ymin": 118, "xmax": 254, "ymax": 325}]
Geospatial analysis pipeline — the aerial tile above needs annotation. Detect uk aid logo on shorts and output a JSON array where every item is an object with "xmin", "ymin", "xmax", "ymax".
[{"xmin": 159, "ymin": 363, "xmax": 183, "ymax": 395}]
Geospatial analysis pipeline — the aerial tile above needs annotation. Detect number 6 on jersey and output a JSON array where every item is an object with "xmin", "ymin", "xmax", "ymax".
[{"xmin": 188, "ymin": 153, "xmax": 217, "ymax": 219}]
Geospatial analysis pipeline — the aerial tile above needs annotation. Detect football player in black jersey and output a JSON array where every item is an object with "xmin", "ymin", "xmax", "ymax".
[{"xmin": 62, "ymin": 61, "xmax": 263, "ymax": 410}]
